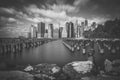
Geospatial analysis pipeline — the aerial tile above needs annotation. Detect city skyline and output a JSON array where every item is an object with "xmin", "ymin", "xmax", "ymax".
[{"xmin": 0, "ymin": 0, "xmax": 120, "ymax": 37}]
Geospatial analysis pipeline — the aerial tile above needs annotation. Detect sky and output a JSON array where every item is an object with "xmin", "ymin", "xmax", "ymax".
[{"xmin": 0, "ymin": 0, "xmax": 120, "ymax": 37}]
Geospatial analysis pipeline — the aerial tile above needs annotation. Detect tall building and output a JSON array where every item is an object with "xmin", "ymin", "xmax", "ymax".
[
  {"xmin": 85, "ymin": 19, "xmax": 90, "ymax": 31},
  {"xmin": 53, "ymin": 28, "xmax": 59, "ymax": 38},
  {"xmin": 85, "ymin": 19, "xmax": 88, "ymax": 27},
  {"xmin": 48, "ymin": 24, "xmax": 54, "ymax": 38},
  {"xmin": 44, "ymin": 29, "xmax": 48, "ymax": 38},
  {"xmin": 38, "ymin": 22, "xmax": 45, "ymax": 38},
  {"xmin": 59, "ymin": 27, "xmax": 63, "ymax": 38},
  {"xmin": 69, "ymin": 22, "xmax": 75, "ymax": 38},
  {"xmin": 75, "ymin": 20, "xmax": 81, "ymax": 38},
  {"xmin": 91, "ymin": 22, "xmax": 97, "ymax": 31},
  {"xmin": 76, "ymin": 25, "xmax": 81, "ymax": 38},
  {"xmin": 62, "ymin": 27, "xmax": 67, "ymax": 38},
  {"xmin": 66, "ymin": 22, "xmax": 70, "ymax": 38},
  {"xmin": 27, "ymin": 32, "xmax": 31, "ymax": 38},
  {"xmin": 80, "ymin": 22, "xmax": 85, "ymax": 37},
  {"xmin": 65, "ymin": 22, "xmax": 75, "ymax": 38},
  {"xmin": 30, "ymin": 25, "xmax": 37, "ymax": 38}
]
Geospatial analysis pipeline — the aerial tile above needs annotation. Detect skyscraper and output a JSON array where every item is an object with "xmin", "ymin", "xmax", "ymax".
[
  {"xmin": 30, "ymin": 25, "xmax": 37, "ymax": 38},
  {"xmin": 48, "ymin": 23, "xmax": 54, "ymax": 38},
  {"xmin": 69, "ymin": 22, "xmax": 75, "ymax": 38},
  {"xmin": 66, "ymin": 22, "xmax": 70, "ymax": 38},
  {"xmin": 44, "ymin": 29, "xmax": 48, "ymax": 38},
  {"xmin": 80, "ymin": 22, "xmax": 85, "ymax": 37},
  {"xmin": 91, "ymin": 22, "xmax": 97, "ymax": 31},
  {"xmin": 59, "ymin": 27, "xmax": 63, "ymax": 38},
  {"xmin": 85, "ymin": 19, "xmax": 88, "ymax": 27},
  {"xmin": 75, "ymin": 20, "xmax": 79, "ymax": 38},
  {"xmin": 62, "ymin": 27, "xmax": 67, "ymax": 38},
  {"xmin": 27, "ymin": 32, "xmax": 31, "ymax": 38},
  {"xmin": 65, "ymin": 22, "xmax": 75, "ymax": 38},
  {"xmin": 85, "ymin": 19, "xmax": 90, "ymax": 31},
  {"xmin": 38, "ymin": 22, "xmax": 45, "ymax": 38},
  {"xmin": 77, "ymin": 24, "xmax": 81, "ymax": 38}
]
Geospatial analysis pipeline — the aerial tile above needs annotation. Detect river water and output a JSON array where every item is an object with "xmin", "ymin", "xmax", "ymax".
[{"xmin": 0, "ymin": 40, "xmax": 120, "ymax": 67}]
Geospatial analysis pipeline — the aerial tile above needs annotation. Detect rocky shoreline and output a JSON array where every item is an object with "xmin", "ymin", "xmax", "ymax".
[{"xmin": 0, "ymin": 60, "xmax": 120, "ymax": 80}]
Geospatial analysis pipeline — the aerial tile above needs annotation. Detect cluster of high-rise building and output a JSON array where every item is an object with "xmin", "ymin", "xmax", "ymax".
[
  {"xmin": 28, "ymin": 19, "xmax": 97, "ymax": 39},
  {"xmin": 28, "ymin": 22, "xmax": 54, "ymax": 39},
  {"xmin": 64, "ymin": 20, "xmax": 86, "ymax": 38},
  {"xmin": 63, "ymin": 19, "xmax": 97, "ymax": 38}
]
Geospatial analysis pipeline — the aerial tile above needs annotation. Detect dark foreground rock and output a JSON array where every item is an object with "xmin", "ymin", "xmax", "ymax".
[
  {"xmin": 33, "ymin": 63, "xmax": 61, "ymax": 80},
  {"xmin": 0, "ymin": 62, "xmax": 120, "ymax": 80},
  {"xmin": 0, "ymin": 71, "xmax": 33, "ymax": 80},
  {"xmin": 104, "ymin": 59, "xmax": 120, "ymax": 76},
  {"xmin": 34, "ymin": 63, "xmax": 61, "ymax": 75},
  {"xmin": 63, "ymin": 61, "xmax": 93, "ymax": 79}
]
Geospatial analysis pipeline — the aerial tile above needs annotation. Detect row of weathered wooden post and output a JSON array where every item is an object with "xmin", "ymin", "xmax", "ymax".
[
  {"xmin": 63, "ymin": 38, "xmax": 120, "ymax": 55},
  {"xmin": 0, "ymin": 38, "xmax": 56, "ymax": 54}
]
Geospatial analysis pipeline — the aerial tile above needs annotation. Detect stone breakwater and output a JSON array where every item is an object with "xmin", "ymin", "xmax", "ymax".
[{"xmin": 0, "ymin": 61, "xmax": 120, "ymax": 80}]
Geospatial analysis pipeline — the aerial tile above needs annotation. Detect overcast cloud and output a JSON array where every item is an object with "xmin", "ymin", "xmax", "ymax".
[{"xmin": 0, "ymin": 0, "xmax": 120, "ymax": 37}]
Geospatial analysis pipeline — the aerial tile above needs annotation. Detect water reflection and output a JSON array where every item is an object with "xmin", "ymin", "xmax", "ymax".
[{"xmin": 0, "ymin": 40, "xmax": 120, "ymax": 67}]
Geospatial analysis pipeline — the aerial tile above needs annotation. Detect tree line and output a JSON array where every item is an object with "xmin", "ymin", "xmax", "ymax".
[{"xmin": 85, "ymin": 18, "xmax": 120, "ymax": 38}]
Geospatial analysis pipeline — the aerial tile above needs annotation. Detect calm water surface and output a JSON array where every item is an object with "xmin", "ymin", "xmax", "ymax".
[{"xmin": 0, "ymin": 40, "xmax": 120, "ymax": 67}]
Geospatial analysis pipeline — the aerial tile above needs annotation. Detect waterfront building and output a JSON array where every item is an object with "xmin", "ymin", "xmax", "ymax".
[
  {"xmin": 84, "ymin": 19, "xmax": 90, "ymax": 31},
  {"xmin": 27, "ymin": 32, "xmax": 31, "ymax": 38},
  {"xmin": 30, "ymin": 25, "xmax": 37, "ymax": 38},
  {"xmin": 91, "ymin": 22, "xmax": 97, "ymax": 31},
  {"xmin": 69, "ymin": 22, "xmax": 75, "ymax": 38},
  {"xmin": 62, "ymin": 27, "xmax": 67, "ymax": 38},
  {"xmin": 38, "ymin": 22, "xmax": 45, "ymax": 38},
  {"xmin": 74, "ymin": 20, "xmax": 78, "ymax": 38},
  {"xmin": 59, "ymin": 27, "xmax": 63, "ymax": 38},
  {"xmin": 48, "ymin": 24, "xmax": 54, "ymax": 38},
  {"xmin": 80, "ymin": 22, "xmax": 85, "ymax": 38},
  {"xmin": 85, "ymin": 19, "xmax": 88, "ymax": 27},
  {"xmin": 66, "ymin": 22, "xmax": 70, "ymax": 38},
  {"xmin": 65, "ymin": 22, "xmax": 75, "ymax": 38}
]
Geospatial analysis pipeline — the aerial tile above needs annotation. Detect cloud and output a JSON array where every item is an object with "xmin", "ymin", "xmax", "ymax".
[
  {"xmin": 0, "ymin": 7, "xmax": 53, "ymax": 25},
  {"xmin": 26, "ymin": 17, "xmax": 52, "ymax": 23},
  {"xmin": 1, "ymin": 26, "xmax": 29, "ymax": 38},
  {"xmin": 55, "ymin": 0, "xmax": 66, "ymax": 5},
  {"xmin": 0, "ymin": 17, "xmax": 16, "ymax": 23},
  {"xmin": 0, "ymin": 17, "xmax": 7, "ymax": 22},
  {"xmin": 50, "ymin": 4, "xmax": 75, "ymax": 12},
  {"xmin": 0, "ymin": 4, "xmax": 108, "ymax": 27},
  {"xmin": 0, "ymin": 0, "xmax": 115, "ymax": 38},
  {"xmin": 0, "ymin": 7, "xmax": 30, "ymax": 21},
  {"xmin": 8, "ymin": 18, "xmax": 17, "ymax": 22},
  {"xmin": 25, "ymin": 4, "xmax": 68, "ymax": 20},
  {"xmin": 24, "ymin": 4, "xmax": 108, "ymax": 26},
  {"xmin": 0, "ymin": 8, "xmax": 15, "ymax": 14},
  {"xmin": 0, "ymin": 16, "xmax": 25, "ymax": 27},
  {"xmin": 73, "ymin": 0, "xmax": 90, "ymax": 6},
  {"xmin": 89, "ymin": 17, "xmax": 109, "ymax": 24}
]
